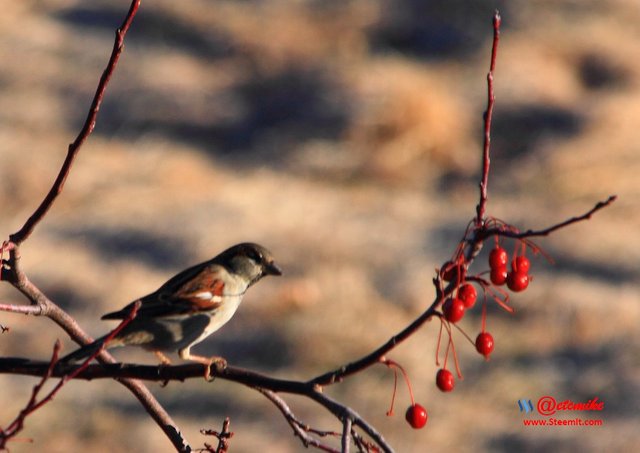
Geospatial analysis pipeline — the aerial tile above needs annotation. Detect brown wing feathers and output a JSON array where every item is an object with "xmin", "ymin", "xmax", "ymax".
[{"xmin": 101, "ymin": 265, "xmax": 225, "ymax": 320}]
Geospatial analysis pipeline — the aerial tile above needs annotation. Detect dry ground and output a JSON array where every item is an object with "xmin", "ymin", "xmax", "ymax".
[{"xmin": 1, "ymin": 1, "xmax": 638, "ymax": 452}]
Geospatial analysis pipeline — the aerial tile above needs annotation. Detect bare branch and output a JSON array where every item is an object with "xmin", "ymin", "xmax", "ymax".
[
  {"xmin": 0, "ymin": 360, "xmax": 394, "ymax": 452},
  {"xmin": 475, "ymin": 10, "xmax": 501, "ymax": 226},
  {"xmin": 0, "ymin": 303, "xmax": 43, "ymax": 316},
  {"xmin": 198, "ymin": 417, "xmax": 233, "ymax": 453},
  {"xmin": 308, "ymin": 392, "xmax": 392, "ymax": 453},
  {"xmin": 0, "ymin": 289, "xmax": 190, "ymax": 451},
  {"xmin": 259, "ymin": 389, "xmax": 340, "ymax": 452},
  {"xmin": 0, "ymin": 341, "xmax": 62, "ymax": 448},
  {"xmin": 8, "ymin": 0, "xmax": 141, "ymax": 245},
  {"xmin": 342, "ymin": 417, "xmax": 352, "ymax": 453},
  {"xmin": 0, "ymin": 2, "xmax": 192, "ymax": 448},
  {"xmin": 481, "ymin": 195, "xmax": 618, "ymax": 240},
  {"xmin": 0, "ymin": 305, "xmax": 140, "ymax": 448}
]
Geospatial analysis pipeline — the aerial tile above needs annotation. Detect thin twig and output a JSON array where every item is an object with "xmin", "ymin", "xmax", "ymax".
[
  {"xmin": 480, "ymin": 195, "xmax": 617, "ymax": 240},
  {"xmin": 0, "ymin": 304, "xmax": 141, "ymax": 447},
  {"xmin": 8, "ymin": 0, "xmax": 141, "ymax": 246},
  {"xmin": 307, "ymin": 392, "xmax": 393, "ymax": 453},
  {"xmin": 0, "ymin": 342, "xmax": 60, "ymax": 447},
  {"xmin": 0, "ymin": 303, "xmax": 44, "ymax": 315},
  {"xmin": 258, "ymin": 389, "xmax": 340, "ymax": 453},
  {"xmin": 198, "ymin": 418, "xmax": 233, "ymax": 453},
  {"xmin": 475, "ymin": 10, "xmax": 501, "ymax": 226}
]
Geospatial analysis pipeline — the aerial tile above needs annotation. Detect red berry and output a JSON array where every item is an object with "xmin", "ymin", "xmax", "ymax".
[
  {"xmin": 489, "ymin": 246, "xmax": 508, "ymax": 270},
  {"xmin": 506, "ymin": 271, "xmax": 529, "ymax": 292},
  {"xmin": 443, "ymin": 297, "xmax": 465, "ymax": 323},
  {"xmin": 512, "ymin": 256, "xmax": 530, "ymax": 274},
  {"xmin": 457, "ymin": 283, "xmax": 477, "ymax": 308},
  {"xmin": 490, "ymin": 266, "xmax": 508, "ymax": 285},
  {"xmin": 405, "ymin": 404, "xmax": 428, "ymax": 429},
  {"xmin": 475, "ymin": 332, "xmax": 494, "ymax": 359},
  {"xmin": 436, "ymin": 369, "xmax": 455, "ymax": 392}
]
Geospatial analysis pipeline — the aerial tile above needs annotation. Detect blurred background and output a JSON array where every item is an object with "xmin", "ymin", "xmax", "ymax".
[{"xmin": 1, "ymin": 0, "xmax": 638, "ymax": 451}]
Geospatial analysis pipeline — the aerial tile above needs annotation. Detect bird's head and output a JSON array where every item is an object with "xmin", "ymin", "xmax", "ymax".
[{"xmin": 219, "ymin": 242, "xmax": 282, "ymax": 286}]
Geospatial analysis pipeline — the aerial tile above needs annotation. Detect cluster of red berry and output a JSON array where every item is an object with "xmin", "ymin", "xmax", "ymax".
[
  {"xmin": 391, "ymin": 241, "xmax": 535, "ymax": 429},
  {"xmin": 433, "ymin": 244, "xmax": 533, "ymax": 398}
]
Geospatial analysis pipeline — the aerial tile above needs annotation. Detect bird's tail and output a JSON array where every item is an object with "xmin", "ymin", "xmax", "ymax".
[{"xmin": 60, "ymin": 334, "xmax": 113, "ymax": 363}]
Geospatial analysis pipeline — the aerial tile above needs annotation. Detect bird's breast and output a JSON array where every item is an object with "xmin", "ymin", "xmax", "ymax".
[{"xmin": 203, "ymin": 293, "xmax": 244, "ymax": 334}]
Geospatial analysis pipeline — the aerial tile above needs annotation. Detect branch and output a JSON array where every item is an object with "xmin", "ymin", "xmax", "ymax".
[
  {"xmin": 259, "ymin": 389, "xmax": 340, "ymax": 452},
  {"xmin": 0, "ymin": 360, "xmax": 394, "ymax": 452},
  {"xmin": 0, "ymin": 342, "xmax": 61, "ymax": 448},
  {"xmin": 0, "ymin": 1, "xmax": 192, "ymax": 450},
  {"xmin": 0, "ymin": 282, "xmax": 190, "ymax": 451},
  {"xmin": 8, "ymin": 0, "xmax": 140, "ymax": 246},
  {"xmin": 309, "ymin": 301, "xmax": 440, "ymax": 387},
  {"xmin": 198, "ymin": 417, "xmax": 233, "ymax": 453},
  {"xmin": 475, "ymin": 10, "xmax": 501, "ymax": 226},
  {"xmin": 0, "ymin": 303, "xmax": 43, "ymax": 316},
  {"xmin": 480, "ymin": 195, "xmax": 618, "ymax": 240},
  {"xmin": 0, "ymin": 305, "xmax": 139, "ymax": 447},
  {"xmin": 341, "ymin": 417, "xmax": 352, "ymax": 453}
]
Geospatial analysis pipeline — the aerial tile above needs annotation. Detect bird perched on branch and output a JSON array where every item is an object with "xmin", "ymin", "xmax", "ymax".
[{"xmin": 62, "ymin": 243, "xmax": 282, "ymax": 379}]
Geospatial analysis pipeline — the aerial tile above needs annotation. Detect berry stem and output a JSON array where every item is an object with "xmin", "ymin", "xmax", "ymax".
[
  {"xmin": 450, "ymin": 322, "xmax": 476, "ymax": 347},
  {"xmin": 385, "ymin": 363, "xmax": 398, "ymax": 416},
  {"xmin": 441, "ymin": 321, "xmax": 464, "ymax": 379},
  {"xmin": 435, "ymin": 319, "xmax": 444, "ymax": 367},
  {"xmin": 481, "ymin": 294, "xmax": 487, "ymax": 333},
  {"xmin": 449, "ymin": 330, "xmax": 463, "ymax": 379},
  {"xmin": 443, "ymin": 332, "xmax": 450, "ymax": 369},
  {"xmin": 486, "ymin": 285, "xmax": 514, "ymax": 313},
  {"xmin": 382, "ymin": 359, "xmax": 416, "ymax": 406}
]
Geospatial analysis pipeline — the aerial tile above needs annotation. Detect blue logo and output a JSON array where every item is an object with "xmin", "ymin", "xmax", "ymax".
[{"xmin": 518, "ymin": 399, "xmax": 534, "ymax": 413}]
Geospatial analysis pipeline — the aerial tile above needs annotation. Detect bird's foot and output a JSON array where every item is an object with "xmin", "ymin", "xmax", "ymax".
[
  {"xmin": 154, "ymin": 351, "xmax": 172, "ymax": 386},
  {"xmin": 180, "ymin": 351, "xmax": 227, "ymax": 382},
  {"xmin": 202, "ymin": 356, "xmax": 227, "ymax": 382}
]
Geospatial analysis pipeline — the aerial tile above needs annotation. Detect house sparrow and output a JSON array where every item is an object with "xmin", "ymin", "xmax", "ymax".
[{"xmin": 62, "ymin": 243, "xmax": 282, "ymax": 379}]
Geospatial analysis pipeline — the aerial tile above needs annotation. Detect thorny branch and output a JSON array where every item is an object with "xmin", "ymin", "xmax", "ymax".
[{"xmin": 0, "ymin": 7, "xmax": 617, "ymax": 453}]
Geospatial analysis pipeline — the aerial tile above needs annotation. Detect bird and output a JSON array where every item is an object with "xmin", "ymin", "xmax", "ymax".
[{"xmin": 61, "ymin": 242, "xmax": 282, "ymax": 379}]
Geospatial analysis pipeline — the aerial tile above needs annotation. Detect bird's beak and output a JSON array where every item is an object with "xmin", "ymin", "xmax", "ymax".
[{"xmin": 265, "ymin": 261, "xmax": 283, "ymax": 276}]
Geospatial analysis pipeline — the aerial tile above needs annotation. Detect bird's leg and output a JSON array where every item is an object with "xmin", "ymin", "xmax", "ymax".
[
  {"xmin": 154, "ymin": 350, "xmax": 173, "ymax": 387},
  {"xmin": 154, "ymin": 350, "xmax": 172, "ymax": 365},
  {"xmin": 179, "ymin": 348, "xmax": 227, "ymax": 382}
]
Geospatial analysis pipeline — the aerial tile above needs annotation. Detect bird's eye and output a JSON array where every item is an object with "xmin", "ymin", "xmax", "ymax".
[{"xmin": 248, "ymin": 249, "xmax": 262, "ymax": 262}]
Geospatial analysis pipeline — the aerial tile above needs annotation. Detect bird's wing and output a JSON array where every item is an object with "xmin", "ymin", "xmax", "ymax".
[{"xmin": 101, "ymin": 263, "xmax": 227, "ymax": 320}]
